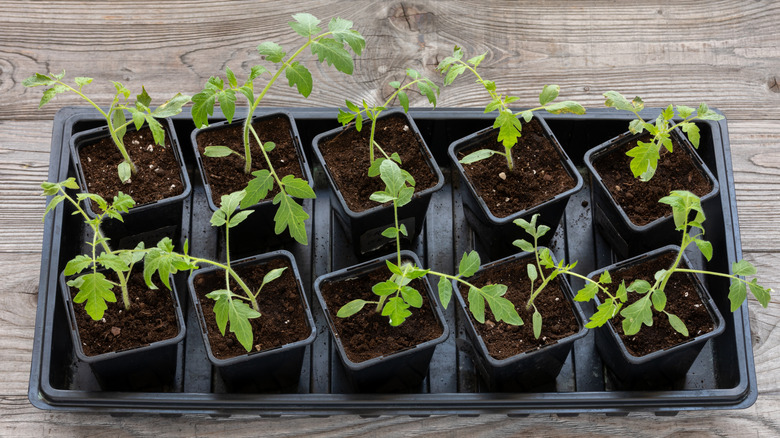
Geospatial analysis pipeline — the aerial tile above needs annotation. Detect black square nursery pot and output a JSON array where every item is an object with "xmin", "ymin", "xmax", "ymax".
[
  {"xmin": 311, "ymin": 109, "xmax": 444, "ymax": 257},
  {"xmin": 312, "ymin": 250, "xmax": 450, "ymax": 392},
  {"xmin": 187, "ymin": 250, "xmax": 316, "ymax": 392},
  {"xmin": 70, "ymin": 117, "xmax": 192, "ymax": 250},
  {"xmin": 448, "ymin": 115, "xmax": 584, "ymax": 261},
  {"xmin": 584, "ymin": 128, "xmax": 720, "ymax": 258},
  {"xmin": 586, "ymin": 245, "xmax": 726, "ymax": 388},
  {"xmin": 190, "ymin": 111, "xmax": 314, "ymax": 258},
  {"xmin": 58, "ymin": 271, "xmax": 186, "ymax": 392},
  {"xmin": 453, "ymin": 250, "xmax": 589, "ymax": 391}
]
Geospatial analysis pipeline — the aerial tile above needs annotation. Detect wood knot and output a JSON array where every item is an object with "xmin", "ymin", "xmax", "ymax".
[
  {"xmin": 769, "ymin": 77, "xmax": 780, "ymax": 93},
  {"xmin": 388, "ymin": 3, "xmax": 435, "ymax": 33}
]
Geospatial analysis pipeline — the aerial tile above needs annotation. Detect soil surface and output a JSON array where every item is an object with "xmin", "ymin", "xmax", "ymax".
[
  {"xmin": 192, "ymin": 257, "xmax": 311, "ymax": 359},
  {"xmin": 317, "ymin": 113, "xmax": 439, "ymax": 212},
  {"xmin": 69, "ymin": 269, "xmax": 180, "ymax": 357},
  {"xmin": 595, "ymin": 251, "xmax": 715, "ymax": 357},
  {"xmin": 319, "ymin": 258, "xmax": 444, "ymax": 363},
  {"xmin": 462, "ymin": 255, "xmax": 580, "ymax": 360},
  {"xmin": 196, "ymin": 116, "xmax": 306, "ymax": 205},
  {"xmin": 457, "ymin": 118, "xmax": 577, "ymax": 218},
  {"xmin": 592, "ymin": 133, "xmax": 713, "ymax": 226},
  {"xmin": 79, "ymin": 126, "xmax": 184, "ymax": 211}
]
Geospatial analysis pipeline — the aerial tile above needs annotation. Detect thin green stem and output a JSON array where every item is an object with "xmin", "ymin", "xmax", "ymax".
[{"xmin": 249, "ymin": 125, "xmax": 287, "ymax": 196}]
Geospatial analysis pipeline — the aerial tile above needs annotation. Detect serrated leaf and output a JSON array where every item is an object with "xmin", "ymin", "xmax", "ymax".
[
  {"xmin": 585, "ymin": 298, "xmax": 620, "ymax": 328},
  {"xmin": 667, "ymin": 312, "xmax": 689, "ymax": 336},
  {"xmin": 677, "ymin": 105, "xmax": 695, "ymax": 119},
  {"xmin": 406, "ymin": 68, "xmax": 421, "ymax": 80},
  {"xmin": 728, "ymin": 280, "xmax": 748, "ymax": 312},
  {"xmin": 382, "ymin": 296, "xmax": 412, "ymax": 326},
  {"xmin": 438, "ymin": 276, "xmax": 452, "ymax": 309},
  {"xmin": 248, "ymin": 65, "xmax": 269, "ymax": 82},
  {"xmin": 289, "ymin": 12, "xmax": 321, "ymax": 37},
  {"xmin": 39, "ymin": 84, "xmax": 68, "ymax": 108},
  {"xmin": 273, "ymin": 194, "xmax": 309, "ymax": 245},
  {"xmin": 748, "ymin": 279, "xmax": 772, "ymax": 308},
  {"xmin": 616, "ymin": 281, "xmax": 628, "ymax": 302},
  {"xmin": 43, "ymin": 194, "xmax": 65, "ymax": 220},
  {"xmin": 444, "ymin": 63, "xmax": 466, "ymax": 86},
  {"xmin": 257, "ymin": 42, "xmax": 286, "ymax": 63},
  {"xmin": 694, "ymin": 238, "xmax": 713, "ymax": 261},
  {"xmin": 64, "ymin": 255, "xmax": 94, "ymax": 276},
  {"xmin": 467, "ymin": 53, "xmax": 486, "ymax": 67},
  {"xmin": 145, "ymin": 116, "xmax": 165, "ymax": 145},
  {"xmin": 70, "ymin": 272, "xmax": 116, "ymax": 321},
  {"xmin": 398, "ymin": 90, "xmax": 410, "ymax": 113},
  {"xmin": 207, "ymin": 290, "xmax": 261, "ymax": 352},
  {"xmin": 191, "ymin": 85, "xmax": 219, "ymax": 128},
  {"xmin": 96, "ymin": 253, "xmax": 130, "ymax": 273},
  {"xmin": 242, "ymin": 169, "xmax": 274, "ymax": 207},
  {"xmin": 620, "ymin": 297, "xmax": 653, "ymax": 336},
  {"xmin": 603, "ymin": 90, "xmax": 636, "ymax": 112},
  {"xmin": 458, "ymin": 251, "xmax": 481, "ymax": 278},
  {"xmin": 337, "ymin": 299, "xmax": 369, "ymax": 318},
  {"xmin": 281, "ymin": 174, "xmax": 315, "ymax": 199},
  {"xmin": 459, "ymin": 148, "xmax": 498, "ymax": 164},
  {"xmin": 574, "ymin": 281, "xmax": 598, "ymax": 302},
  {"xmin": 285, "ymin": 62, "xmax": 313, "ymax": 97},
  {"xmin": 328, "ymin": 17, "xmax": 365, "ymax": 55},
  {"xmin": 225, "ymin": 66, "xmax": 238, "ymax": 88},
  {"xmin": 216, "ymin": 89, "xmax": 236, "ymax": 124},
  {"xmin": 732, "ymin": 259, "xmax": 757, "ymax": 276},
  {"xmin": 210, "ymin": 209, "xmax": 226, "ymax": 227},
  {"xmin": 311, "ymin": 38, "xmax": 353, "ymax": 74},
  {"xmin": 417, "ymin": 80, "xmax": 438, "ymax": 107},
  {"xmin": 494, "ymin": 110, "xmax": 523, "ymax": 148},
  {"xmin": 661, "ymin": 104, "xmax": 675, "ymax": 121},
  {"xmin": 481, "ymin": 285, "xmax": 522, "ymax": 325},
  {"xmin": 219, "ymin": 190, "xmax": 245, "ymax": 218},
  {"xmin": 136, "ymin": 86, "xmax": 152, "ymax": 109},
  {"xmin": 599, "ymin": 270, "xmax": 612, "ymax": 285},
  {"xmin": 539, "ymin": 84, "xmax": 560, "ymax": 106},
  {"xmin": 626, "ymin": 140, "xmax": 660, "ymax": 181},
  {"xmin": 23, "ymin": 72, "xmax": 57, "ymax": 88}
]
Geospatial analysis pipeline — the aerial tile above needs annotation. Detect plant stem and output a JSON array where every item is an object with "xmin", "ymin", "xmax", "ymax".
[{"xmin": 248, "ymin": 126, "xmax": 288, "ymax": 199}]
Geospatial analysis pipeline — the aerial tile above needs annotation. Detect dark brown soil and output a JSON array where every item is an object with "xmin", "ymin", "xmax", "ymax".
[
  {"xmin": 458, "ymin": 118, "xmax": 577, "ymax": 218},
  {"xmin": 595, "ymin": 251, "xmax": 715, "ymax": 357},
  {"xmin": 317, "ymin": 113, "xmax": 439, "ymax": 212},
  {"xmin": 196, "ymin": 116, "xmax": 306, "ymax": 205},
  {"xmin": 319, "ymin": 259, "xmax": 444, "ymax": 363},
  {"xmin": 592, "ymin": 133, "xmax": 713, "ymax": 226},
  {"xmin": 79, "ymin": 126, "xmax": 184, "ymax": 211},
  {"xmin": 192, "ymin": 257, "xmax": 311, "ymax": 359},
  {"xmin": 69, "ymin": 269, "xmax": 180, "ymax": 357},
  {"xmin": 461, "ymin": 255, "xmax": 580, "ymax": 360}
]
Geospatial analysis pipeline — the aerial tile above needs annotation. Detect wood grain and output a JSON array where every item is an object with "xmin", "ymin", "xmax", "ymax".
[{"xmin": 2, "ymin": 0, "xmax": 780, "ymax": 435}]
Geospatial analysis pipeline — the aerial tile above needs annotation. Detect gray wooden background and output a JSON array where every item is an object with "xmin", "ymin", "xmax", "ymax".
[{"xmin": 2, "ymin": 1, "xmax": 779, "ymax": 436}]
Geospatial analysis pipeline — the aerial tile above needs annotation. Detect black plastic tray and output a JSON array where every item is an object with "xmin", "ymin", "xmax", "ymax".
[{"xmin": 29, "ymin": 107, "xmax": 757, "ymax": 416}]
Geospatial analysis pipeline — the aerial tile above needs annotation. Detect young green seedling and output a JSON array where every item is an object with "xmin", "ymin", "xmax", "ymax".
[
  {"xmin": 437, "ymin": 46, "xmax": 585, "ymax": 171},
  {"xmin": 336, "ymin": 67, "xmax": 439, "ymax": 177},
  {"xmin": 336, "ymin": 159, "xmax": 521, "ymax": 326},
  {"xmin": 43, "ymin": 178, "xmax": 145, "ymax": 319},
  {"xmin": 25, "ymin": 72, "xmax": 190, "ymax": 183},
  {"xmin": 603, "ymin": 91, "xmax": 725, "ymax": 181},
  {"xmin": 191, "ymin": 13, "xmax": 364, "ymax": 244},
  {"xmin": 575, "ymin": 190, "xmax": 772, "ymax": 336}
]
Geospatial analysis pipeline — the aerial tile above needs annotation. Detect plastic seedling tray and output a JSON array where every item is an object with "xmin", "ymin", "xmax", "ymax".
[{"xmin": 29, "ymin": 107, "xmax": 757, "ymax": 416}]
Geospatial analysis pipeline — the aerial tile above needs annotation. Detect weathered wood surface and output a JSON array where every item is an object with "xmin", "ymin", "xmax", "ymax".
[{"xmin": 1, "ymin": 0, "xmax": 779, "ymax": 435}]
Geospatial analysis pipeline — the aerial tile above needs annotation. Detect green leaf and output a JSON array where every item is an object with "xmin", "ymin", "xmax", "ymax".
[
  {"xmin": 39, "ymin": 85, "xmax": 69, "ymax": 108},
  {"xmin": 417, "ymin": 80, "xmax": 438, "ymax": 107},
  {"xmin": 681, "ymin": 122, "xmax": 701, "ymax": 149},
  {"xmin": 285, "ymin": 62, "xmax": 313, "ymax": 97},
  {"xmin": 337, "ymin": 299, "xmax": 369, "ymax": 318},
  {"xmin": 207, "ymin": 290, "xmax": 262, "ymax": 352},
  {"xmin": 398, "ymin": 90, "xmax": 410, "ymax": 113},
  {"xmin": 64, "ymin": 255, "xmax": 93, "ymax": 276},
  {"xmin": 458, "ymin": 250, "xmax": 481, "ymax": 277},
  {"xmin": 143, "ymin": 240, "xmax": 192, "ymax": 290},
  {"xmin": 373, "ymin": 281, "xmax": 399, "ymax": 296},
  {"xmin": 216, "ymin": 89, "xmax": 236, "ymax": 124},
  {"xmin": 210, "ymin": 209, "xmax": 226, "ymax": 227},
  {"xmin": 651, "ymin": 289, "xmax": 667, "ymax": 312},
  {"xmin": 228, "ymin": 210, "xmax": 253, "ymax": 228},
  {"xmin": 467, "ymin": 53, "xmax": 486, "ymax": 67},
  {"xmin": 603, "ymin": 90, "xmax": 641, "ymax": 112},
  {"xmin": 628, "ymin": 119, "xmax": 645, "ymax": 134},
  {"xmin": 328, "ymin": 17, "xmax": 365, "ymax": 55},
  {"xmin": 382, "ymin": 296, "xmax": 412, "ymax": 326},
  {"xmin": 677, "ymin": 105, "xmax": 695, "ymax": 119},
  {"xmin": 406, "ymin": 68, "xmax": 421, "ymax": 80},
  {"xmin": 532, "ymin": 309, "xmax": 543, "ymax": 339},
  {"xmin": 111, "ymin": 108, "xmax": 127, "ymax": 146},
  {"xmin": 732, "ymin": 259, "xmax": 757, "ymax": 276},
  {"xmin": 43, "ymin": 194, "xmax": 65, "ymax": 220},
  {"xmin": 728, "ymin": 279, "xmax": 748, "ymax": 312},
  {"xmin": 280, "ymin": 174, "xmax": 316, "ymax": 199},
  {"xmin": 257, "ymin": 42, "xmax": 286, "ymax": 63},
  {"xmin": 494, "ymin": 110, "xmax": 523, "ymax": 148},
  {"xmin": 370, "ymin": 191, "xmax": 395, "ymax": 204},
  {"xmin": 620, "ymin": 297, "xmax": 653, "ymax": 336},
  {"xmin": 242, "ymin": 169, "xmax": 275, "ymax": 207},
  {"xmin": 585, "ymin": 298, "xmax": 621, "ymax": 328},
  {"xmin": 513, "ymin": 239, "xmax": 535, "ymax": 253},
  {"xmin": 311, "ymin": 38, "xmax": 354, "ymax": 74},
  {"xmin": 438, "ymin": 276, "xmax": 452, "ymax": 309},
  {"xmin": 203, "ymin": 146, "xmax": 236, "ymax": 158},
  {"xmin": 273, "ymin": 194, "xmax": 309, "ymax": 245},
  {"xmin": 599, "ymin": 270, "xmax": 612, "ymax": 284},
  {"xmin": 219, "ymin": 190, "xmax": 245, "ymax": 218},
  {"xmin": 539, "ymin": 84, "xmax": 560, "ymax": 106},
  {"xmin": 378, "ymin": 158, "xmax": 406, "ymax": 197},
  {"xmin": 667, "ymin": 312, "xmax": 689, "ymax": 336},
  {"xmin": 145, "ymin": 116, "xmax": 165, "ymax": 145},
  {"xmin": 401, "ymin": 286, "xmax": 423, "ymax": 308},
  {"xmin": 627, "ymin": 279, "xmax": 652, "ymax": 294},
  {"xmin": 381, "ymin": 227, "xmax": 398, "ymax": 239},
  {"xmin": 459, "ymin": 149, "xmax": 498, "ymax": 164},
  {"xmin": 224, "ymin": 66, "xmax": 238, "ymax": 89},
  {"xmin": 23, "ymin": 72, "xmax": 57, "ymax": 88},
  {"xmin": 70, "ymin": 273, "xmax": 116, "ymax": 320},
  {"xmin": 248, "ymin": 65, "xmax": 269, "ymax": 82},
  {"xmin": 481, "ymin": 284, "xmax": 522, "ymax": 326},
  {"xmin": 748, "ymin": 279, "xmax": 772, "ymax": 308},
  {"xmin": 468, "ymin": 286, "xmax": 486, "ymax": 324},
  {"xmin": 694, "ymin": 238, "xmax": 713, "ymax": 261},
  {"xmin": 444, "ymin": 63, "xmax": 466, "ymax": 86},
  {"xmin": 574, "ymin": 281, "xmax": 599, "ymax": 302},
  {"xmin": 661, "ymin": 104, "xmax": 675, "ymax": 121},
  {"xmin": 96, "ymin": 253, "xmax": 130, "ymax": 273},
  {"xmin": 118, "ymin": 162, "xmax": 132, "ymax": 183},
  {"xmin": 527, "ymin": 263, "xmax": 538, "ymax": 283},
  {"xmin": 385, "ymin": 260, "xmax": 403, "ymax": 276},
  {"xmin": 696, "ymin": 103, "xmax": 724, "ymax": 120},
  {"xmin": 520, "ymin": 110, "xmax": 533, "ymax": 123},
  {"xmin": 289, "ymin": 12, "xmax": 321, "ymax": 37},
  {"xmin": 626, "ymin": 140, "xmax": 660, "ymax": 181},
  {"xmin": 191, "ymin": 85, "xmax": 219, "ymax": 128},
  {"xmin": 616, "ymin": 281, "xmax": 628, "ymax": 302},
  {"xmin": 545, "ymin": 100, "xmax": 586, "ymax": 115},
  {"xmin": 261, "ymin": 267, "xmax": 287, "ymax": 290}
]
